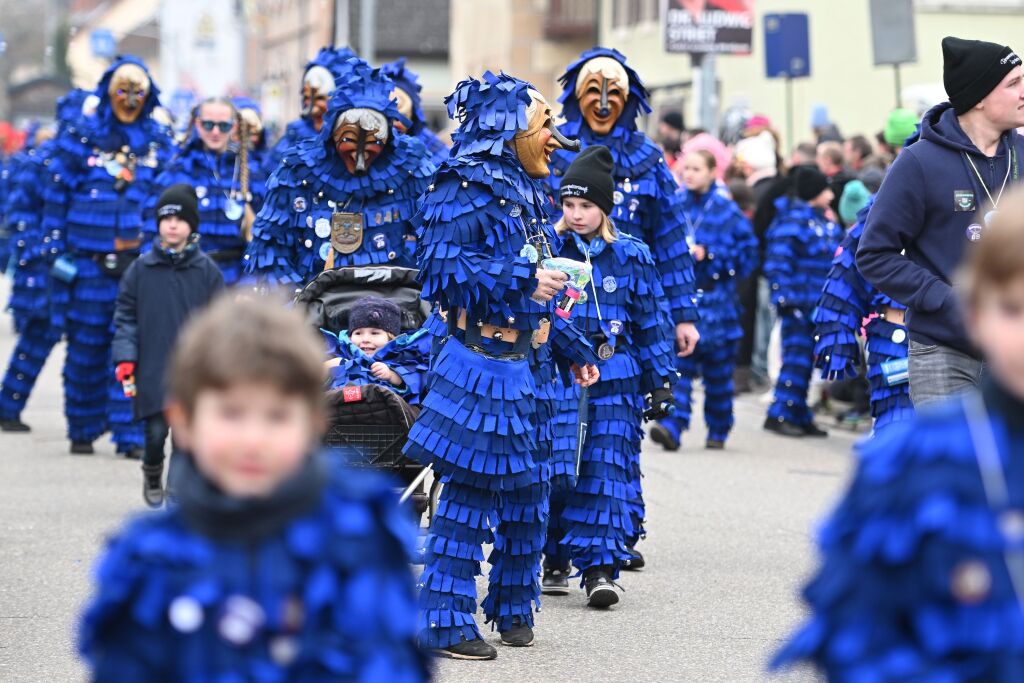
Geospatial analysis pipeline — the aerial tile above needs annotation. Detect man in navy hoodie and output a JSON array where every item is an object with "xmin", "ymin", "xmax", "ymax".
[{"xmin": 858, "ymin": 36, "xmax": 1024, "ymax": 406}]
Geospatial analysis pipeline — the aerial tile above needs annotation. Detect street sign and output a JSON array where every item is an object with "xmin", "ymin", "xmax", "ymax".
[
  {"xmin": 89, "ymin": 29, "xmax": 117, "ymax": 59},
  {"xmin": 764, "ymin": 13, "xmax": 810, "ymax": 79},
  {"xmin": 663, "ymin": 0, "xmax": 754, "ymax": 55},
  {"xmin": 870, "ymin": 0, "xmax": 917, "ymax": 66}
]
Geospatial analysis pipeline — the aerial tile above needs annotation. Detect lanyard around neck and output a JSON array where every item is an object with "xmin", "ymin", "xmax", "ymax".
[{"xmin": 963, "ymin": 144, "xmax": 1016, "ymax": 210}]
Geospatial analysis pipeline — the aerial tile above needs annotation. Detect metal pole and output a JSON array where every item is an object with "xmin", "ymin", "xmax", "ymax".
[
  {"xmin": 700, "ymin": 52, "xmax": 718, "ymax": 134},
  {"xmin": 690, "ymin": 52, "xmax": 703, "ymax": 132},
  {"xmin": 334, "ymin": 0, "xmax": 350, "ymax": 47},
  {"xmin": 786, "ymin": 76, "xmax": 794, "ymax": 156},
  {"xmin": 359, "ymin": 0, "xmax": 375, "ymax": 63},
  {"xmin": 894, "ymin": 63, "xmax": 902, "ymax": 108}
]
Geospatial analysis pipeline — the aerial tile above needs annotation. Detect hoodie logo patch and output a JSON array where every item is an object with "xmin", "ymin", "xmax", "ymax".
[{"xmin": 954, "ymin": 190, "xmax": 976, "ymax": 212}]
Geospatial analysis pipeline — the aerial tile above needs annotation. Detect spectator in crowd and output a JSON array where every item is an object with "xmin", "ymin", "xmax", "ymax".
[
  {"xmin": 843, "ymin": 134, "xmax": 873, "ymax": 172},
  {"xmin": 816, "ymin": 141, "xmax": 854, "ymax": 225},
  {"xmin": 810, "ymin": 104, "xmax": 842, "ymax": 143},
  {"xmin": 657, "ymin": 110, "xmax": 686, "ymax": 167}
]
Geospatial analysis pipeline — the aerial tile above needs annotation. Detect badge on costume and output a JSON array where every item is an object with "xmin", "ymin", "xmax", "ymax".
[
  {"xmin": 953, "ymin": 190, "xmax": 976, "ymax": 212},
  {"xmin": 372, "ymin": 232, "xmax": 386, "ymax": 249},
  {"xmin": 966, "ymin": 223, "xmax": 983, "ymax": 242},
  {"xmin": 520, "ymin": 243, "xmax": 539, "ymax": 263},
  {"xmin": 331, "ymin": 211, "xmax": 364, "ymax": 255},
  {"xmin": 628, "ymin": 198, "xmax": 640, "ymax": 213},
  {"xmin": 314, "ymin": 217, "xmax": 332, "ymax": 238},
  {"xmin": 195, "ymin": 186, "xmax": 207, "ymax": 199},
  {"xmin": 293, "ymin": 196, "xmax": 307, "ymax": 213},
  {"xmin": 318, "ymin": 241, "xmax": 332, "ymax": 261},
  {"xmin": 224, "ymin": 196, "xmax": 244, "ymax": 221},
  {"xmin": 597, "ymin": 342, "xmax": 615, "ymax": 360},
  {"xmin": 603, "ymin": 275, "xmax": 617, "ymax": 293},
  {"xmin": 613, "ymin": 190, "xmax": 624, "ymax": 205},
  {"xmin": 509, "ymin": 204, "xmax": 522, "ymax": 218},
  {"xmin": 609, "ymin": 319, "xmax": 623, "ymax": 336},
  {"xmin": 891, "ymin": 328, "xmax": 907, "ymax": 344}
]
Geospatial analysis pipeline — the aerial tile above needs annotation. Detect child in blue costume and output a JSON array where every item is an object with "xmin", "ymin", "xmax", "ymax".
[
  {"xmin": 322, "ymin": 296, "xmax": 430, "ymax": 406},
  {"xmin": 266, "ymin": 46, "xmax": 357, "ymax": 171},
  {"xmin": 44, "ymin": 56, "xmax": 174, "ymax": 456},
  {"xmin": 0, "ymin": 91, "xmax": 85, "ymax": 432},
  {"xmin": 546, "ymin": 47, "xmax": 700, "ymax": 565},
  {"xmin": 378, "ymin": 58, "xmax": 450, "ymax": 167},
  {"xmin": 143, "ymin": 97, "xmax": 268, "ymax": 285},
  {"xmin": 814, "ymin": 196, "xmax": 914, "ymax": 434},
  {"xmin": 773, "ymin": 190, "xmax": 1024, "ymax": 682},
  {"xmin": 80, "ymin": 296, "xmax": 428, "ymax": 682},
  {"xmin": 763, "ymin": 166, "xmax": 842, "ymax": 438},
  {"xmin": 405, "ymin": 72, "xmax": 600, "ymax": 660},
  {"xmin": 540, "ymin": 145, "xmax": 676, "ymax": 608},
  {"xmin": 650, "ymin": 149, "xmax": 758, "ymax": 451},
  {"xmin": 244, "ymin": 58, "xmax": 435, "ymax": 290}
]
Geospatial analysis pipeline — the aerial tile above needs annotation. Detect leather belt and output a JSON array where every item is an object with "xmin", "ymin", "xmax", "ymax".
[
  {"xmin": 881, "ymin": 305, "xmax": 905, "ymax": 326},
  {"xmin": 441, "ymin": 309, "xmax": 551, "ymax": 348}
]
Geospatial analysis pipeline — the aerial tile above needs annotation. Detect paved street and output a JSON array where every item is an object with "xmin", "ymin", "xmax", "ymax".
[{"xmin": 0, "ymin": 287, "xmax": 855, "ymax": 682}]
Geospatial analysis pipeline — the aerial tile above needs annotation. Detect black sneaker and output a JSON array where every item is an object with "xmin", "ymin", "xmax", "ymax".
[
  {"xmin": 431, "ymin": 637, "xmax": 497, "ymax": 660},
  {"xmin": 0, "ymin": 418, "xmax": 30, "ymax": 432},
  {"xmin": 70, "ymin": 441, "xmax": 95, "ymax": 455},
  {"xmin": 802, "ymin": 422, "xmax": 829, "ymax": 438},
  {"xmin": 649, "ymin": 423, "xmax": 679, "ymax": 452},
  {"xmin": 763, "ymin": 416, "xmax": 805, "ymax": 438},
  {"xmin": 705, "ymin": 439, "xmax": 725, "ymax": 450},
  {"xmin": 499, "ymin": 617, "xmax": 534, "ymax": 647},
  {"xmin": 541, "ymin": 567, "xmax": 570, "ymax": 595},
  {"xmin": 142, "ymin": 464, "xmax": 164, "ymax": 509},
  {"xmin": 621, "ymin": 547, "xmax": 645, "ymax": 571},
  {"xmin": 584, "ymin": 568, "xmax": 620, "ymax": 608}
]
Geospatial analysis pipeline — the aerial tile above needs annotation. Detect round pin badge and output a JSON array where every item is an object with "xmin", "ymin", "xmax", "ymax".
[
  {"xmin": 306, "ymin": 215, "xmax": 313, "ymax": 228},
  {"xmin": 292, "ymin": 196, "xmax": 307, "ymax": 213},
  {"xmin": 891, "ymin": 328, "xmax": 907, "ymax": 344},
  {"xmin": 950, "ymin": 559, "xmax": 992, "ymax": 604},
  {"xmin": 609, "ymin": 320, "xmax": 623, "ymax": 336},
  {"xmin": 314, "ymin": 218, "xmax": 331, "ymax": 238},
  {"xmin": 218, "ymin": 595, "xmax": 266, "ymax": 646},
  {"xmin": 509, "ymin": 204, "xmax": 522, "ymax": 218},
  {"xmin": 304, "ymin": 239, "xmax": 312, "ymax": 248},
  {"xmin": 628, "ymin": 198, "xmax": 640, "ymax": 212},
  {"xmin": 603, "ymin": 276, "xmax": 617, "ymax": 293},
  {"xmin": 597, "ymin": 343, "xmax": 615, "ymax": 360},
  {"xmin": 319, "ymin": 242, "xmax": 332, "ymax": 261},
  {"xmin": 966, "ymin": 223, "xmax": 983, "ymax": 242},
  {"xmin": 195, "ymin": 186, "xmax": 207, "ymax": 199},
  {"xmin": 168, "ymin": 596, "xmax": 204, "ymax": 633},
  {"xmin": 224, "ymin": 198, "xmax": 244, "ymax": 221},
  {"xmin": 613, "ymin": 190, "xmax": 624, "ymax": 205},
  {"xmin": 372, "ymin": 233, "xmax": 386, "ymax": 250},
  {"xmin": 519, "ymin": 243, "xmax": 539, "ymax": 263}
]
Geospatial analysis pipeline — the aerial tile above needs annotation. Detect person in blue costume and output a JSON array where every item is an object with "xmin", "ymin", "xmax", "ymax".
[
  {"xmin": 405, "ymin": 71, "xmax": 601, "ymax": 660},
  {"xmin": 772, "ymin": 189, "xmax": 1024, "ymax": 682},
  {"xmin": 646, "ymin": 149, "xmax": 758, "ymax": 451},
  {"xmin": 0, "ymin": 91, "xmax": 85, "ymax": 432},
  {"xmin": 79, "ymin": 296, "xmax": 429, "ymax": 683},
  {"xmin": 322, "ymin": 296, "xmax": 431, "ymax": 406},
  {"xmin": 44, "ymin": 56, "xmax": 174, "ymax": 456},
  {"xmin": 539, "ymin": 145, "xmax": 676, "ymax": 608},
  {"xmin": 763, "ymin": 166, "xmax": 843, "ymax": 438},
  {"xmin": 547, "ymin": 47, "xmax": 700, "ymax": 566},
  {"xmin": 244, "ymin": 58, "xmax": 435, "ymax": 290},
  {"xmin": 813, "ymin": 196, "xmax": 915, "ymax": 434},
  {"xmin": 378, "ymin": 58, "xmax": 450, "ymax": 167},
  {"xmin": 144, "ymin": 97, "xmax": 268, "ymax": 285},
  {"xmin": 266, "ymin": 46, "xmax": 358, "ymax": 171}
]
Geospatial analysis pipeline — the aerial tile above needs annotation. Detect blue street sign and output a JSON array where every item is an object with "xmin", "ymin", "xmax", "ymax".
[
  {"xmin": 764, "ymin": 13, "xmax": 810, "ymax": 79},
  {"xmin": 90, "ymin": 29, "xmax": 117, "ymax": 59}
]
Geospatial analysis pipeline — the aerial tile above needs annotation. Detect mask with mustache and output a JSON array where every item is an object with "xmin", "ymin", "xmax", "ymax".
[
  {"xmin": 575, "ymin": 57, "xmax": 630, "ymax": 136},
  {"xmin": 302, "ymin": 66, "xmax": 336, "ymax": 132},
  {"xmin": 332, "ymin": 108, "xmax": 390, "ymax": 175}
]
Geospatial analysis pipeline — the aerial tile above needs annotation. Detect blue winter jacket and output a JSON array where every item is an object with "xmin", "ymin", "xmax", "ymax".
[{"xmin": 322, "ymin": 328, "xmax": 431, "ymax": 405}]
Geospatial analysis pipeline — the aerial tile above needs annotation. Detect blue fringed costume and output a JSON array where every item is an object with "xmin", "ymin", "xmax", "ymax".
[
  {"xmin": 543, "ymin": 229, "xmax": 676, "ymax": 580},
  {"xmin": 143, "ymin": 123, "xmax": 269, "ymax": 285},
  {"xmin": 379, "ymin": 58, "xmax": 450, "ymax": 168},
  {"xmin": 773, "ymin": 382, "xmax": 1024, "ymax": 681},
  {"xmin": 43, "ymin": 57, "xmax": 174, "ymax": 452},
  {"xmin": 404, "ymin": 72, "xmax": 598, "ymax": 650},
  {"xmin": 814, "ymin": 197, "xmax": 914, "ymax": 433},
  {"xmin": 79, "ymin": 452, "xmax": 429, "ymax": 682},
  {"xmin": 244, "ymin": 58, "xmax": 435, "ymax": 290},
  {"xmin": 764, "ymin": 195, "xmax": 842, "ymax": 429},
  {"xmin": 546, "ymin": 46, "xmax": 699, "ymax": 546},
  {"xmin": 322, "ymin": 327, "xmax": 431, "ymax": 406},
  {"xmin": 658, "ymin": 187, "xmax": 758, "ymax": 446}
]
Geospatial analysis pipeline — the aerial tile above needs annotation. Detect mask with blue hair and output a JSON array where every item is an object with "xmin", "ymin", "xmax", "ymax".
[
  {"xmin": 97, "ymin": 55, "xmax": 161, "ymax": 126},
  {"xmin": 558, "ymin": 47, "xmax": 651, "ymax": 135},
  {"xmin": 301, "ymin": 46, "xmax": 358, "ymax": 130}
]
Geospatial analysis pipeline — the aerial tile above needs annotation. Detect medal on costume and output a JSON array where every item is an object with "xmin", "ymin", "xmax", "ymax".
[
  {"xmin": 224, "ymin": 195, "xmax": 244, "ymax": 221},
  {"xmin": 520, "ymin": 243, "xmax": 539, "ymax": 263},
  {"xmin": 331, "ymin": 211, "xmax": 364, "ymax": 255},
  {"xmin": 314, "ymin": 217, "xmax": 331, "ymax": 238}
]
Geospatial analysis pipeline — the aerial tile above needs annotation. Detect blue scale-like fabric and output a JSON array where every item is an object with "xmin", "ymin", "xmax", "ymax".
[
  {"xmin": 813, "ymin": 200, "xmax": 912, "ymax": 431},
  {"xmin": 764, "ymin": 198, "xmax": 843, "ymax": 312},
  {"xmin": 143, "ymin": 137, "xmax": 270, "ymax": 285},
  {"xmin": 661, "ymin": 340, "xmax": 739, "ymax": 444},
  {"xmin": 79, "ymin": 456, "xmax": 429, "ymax": 681},
  {"xmin": 0, "ymin": 318, "xmax": 60, "ymax": 420},
  {"xmin": 6, "ymin": 144, "xmax": 54, "ymax": 328},
  {"xmin": 323, "ymin": 328, "xmax": 431, "ymax": 405},
  {"xmin": 768, "ymin": 310, "xmax": 816, "ymax": 425},
  {"xmin": 772, "ymin": 403, "xmax": 1024, "ymax": 680}
]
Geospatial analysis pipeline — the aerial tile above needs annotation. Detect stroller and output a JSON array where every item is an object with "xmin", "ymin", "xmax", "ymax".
[{"xmin": 295, "ymin": 265, "xmax": 437, "ymax": 519}]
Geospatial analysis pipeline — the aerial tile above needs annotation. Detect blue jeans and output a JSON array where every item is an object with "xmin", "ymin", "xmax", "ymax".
[
  {"xmin": 751, "ymin": 277, "xmax": 775, "ymax": 382},
  {"xmin": 907, "ymin": 341, "xmax": 986, "ymax": 407}
]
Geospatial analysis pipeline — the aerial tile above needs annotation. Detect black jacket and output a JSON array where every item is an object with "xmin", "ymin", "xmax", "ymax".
[{"xmin": 112, "ymin": 240, "xmax": 224, "ymax": 419}]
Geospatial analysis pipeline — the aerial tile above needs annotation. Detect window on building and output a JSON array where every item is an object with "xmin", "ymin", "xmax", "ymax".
[{"xmin": 612, "ymin": 0, "xmax": 658, "ymax": 28}]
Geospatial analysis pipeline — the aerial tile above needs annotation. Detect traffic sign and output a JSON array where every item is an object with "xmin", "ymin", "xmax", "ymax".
[{"xmin": 764, "ymin": 13, "xmax": 810, "ymax": 79}]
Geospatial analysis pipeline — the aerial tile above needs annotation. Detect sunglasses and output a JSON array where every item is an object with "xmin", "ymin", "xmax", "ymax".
[{"xmin": 199, "ymin": 119, "xmax": 233, "ymax": 133}]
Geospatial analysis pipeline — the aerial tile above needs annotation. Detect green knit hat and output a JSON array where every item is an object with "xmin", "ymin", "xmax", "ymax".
[{"xmin": 884, "ymin": 108, "xmax": 918, "ymax": 147}]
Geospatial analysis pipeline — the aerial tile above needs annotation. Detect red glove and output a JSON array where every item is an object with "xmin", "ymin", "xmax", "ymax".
[{"xmin": 115, "ymin": 362, "xmax": 136, "ymax": 383}]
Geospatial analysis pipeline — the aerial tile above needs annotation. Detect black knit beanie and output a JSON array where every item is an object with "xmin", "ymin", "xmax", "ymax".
[
  {"xmin": 349, "ymin": 296, "xmax": 402, "ymax": 337},
  {"xmin": 792, "ymin": 165, "xmax": 830, "ymax": 202},
  {"xmin": 559, "ymin": 145, "xmax": 616, "ymax": 215},
  {"xmin": 943, "ymin": 36, "xmax": 1022, "ymax": 115},
  {"xmin": 156, "ymin": 183, "xmax": 200, "ymax": 233}
]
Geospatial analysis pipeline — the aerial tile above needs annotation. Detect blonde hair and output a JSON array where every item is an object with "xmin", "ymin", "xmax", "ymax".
[{"xmin": 554, "ymin": 212, "xmax": 619, "ymax": 243}]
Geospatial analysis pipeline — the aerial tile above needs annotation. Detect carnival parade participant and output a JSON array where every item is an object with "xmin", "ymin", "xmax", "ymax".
[
  {"xmin": 541, "ymin": 145, "xmax": 675, "ymax": 608},
  {"xmin": 813, "ymin": 197, "xmax": 914, "ymax": 433},
  {"xmin": 266, "ymin": 46, "xmax": 357, "ymax": 170},
  {"xmin": 144, "ymin": 97, "xmax": 267, "ymax": 285},
  {"xmin": 548, "ymin": 46, "xmax": 700, "ymax": 566},
  {"xmin": 0, "ymin": 91, "xmax": 84, "ymax": 432},
  {"xmin": 773, "ymin": 187, "xmax": 1024, "ymax": 682},
  {"xmin": 406, "ymin": 71, "xmax": 600, "ymax": 660},
  {"xmin": 244, "ymin": 58, "xmax": 435, "ymax": 289},
  {"xmin": 43, "ymin": 55, "xmax": 174, "ymax": 456},
  {"xmin": 80, "ymin": 296, "xmax": 428, "ymax": 682},
  {"xmin": 763, "ymin": 166, "xmax": 843, "ymax": 438},
  {"xmin": 650, "ymin": 149, "xmax": 758, "ymax": 452},
  {"xmin": 379, "ymin": 57, "xmax": 450, "ymax": 167}
]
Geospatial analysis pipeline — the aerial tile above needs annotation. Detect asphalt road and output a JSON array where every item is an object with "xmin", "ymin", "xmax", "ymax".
[{"xmin": 0, "ymin": 288, "xmax": 854, "ymax": 683}]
